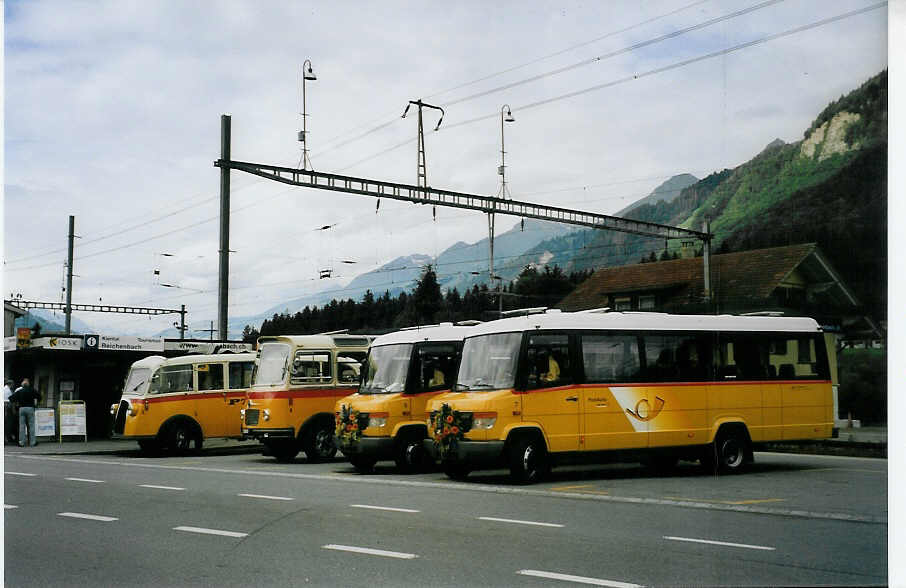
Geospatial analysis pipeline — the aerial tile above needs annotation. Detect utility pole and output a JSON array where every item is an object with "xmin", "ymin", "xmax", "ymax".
[
  {"xmin": 65, "ymin": 215, "xmax": 75, "ymax": 335},
  {"xmin": 493, "ymin": 105, "xmax": 515, "ymax": 315},
  {"xmin": 218, "ymin": 114, "xmax": 231, "ymax": 341},
  {"xmin": 402, "ymin": 99, "xmax": 444, "ymax": 219}
]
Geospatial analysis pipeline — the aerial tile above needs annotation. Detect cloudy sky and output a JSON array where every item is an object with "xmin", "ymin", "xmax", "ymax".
[{"xmin": 2, "ymin": 0, "xmax": 890, "ymax": 338}]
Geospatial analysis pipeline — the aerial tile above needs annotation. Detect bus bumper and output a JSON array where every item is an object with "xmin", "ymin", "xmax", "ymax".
[
  {"xmin": 422, "ymin": 439, "xmax": 505, "ymax": 467},
  {"xmin": 243, "ymin": 427, "xmax": 295, "ymax": 441},
  {"xmin": 337, "ymin": 436, "xmax": 396, "ymax": 461}
]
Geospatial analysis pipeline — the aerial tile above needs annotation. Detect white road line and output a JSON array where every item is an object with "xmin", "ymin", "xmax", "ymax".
[
  {"xmin": 479, "ymin": 516, "xmax": 564, "ymax": 528},
  {"xmin": 6, "ymin": 471, "xmax": 36, "ymax": 477},
  {"xmin": 517, "ymin": 569, "xmax": 643, "ymax": 587},
  {"xmin": 350, "ymin": 504, "xmax": 420, "ymax": 513},
  {"xmin": 139, "ymin": 484, "xmax": 186, "ymax": 491},
  {"xmin": 322, "ymin": 544, "xmax": 418, "ymax": 559},
  {"xmin": 173, "ymin": 526, "xmax": 248, "ymax": 538},
  {"xmin": 238, "ymin": 493, "xmax": 294, "ymax": 501},
  {"xmin": 65, "ymin": 477, "xmax": 105, "ymax": 483},
  {"xmin": 663, "ymin": 535, "xmax": 775, "ymax": 551},
  {"xmin": 5, "ymin": 505, "xmax": 19, "ymax": 509},
  {"xmin": 58, "ymin": 512, "xmax": 118, "ymax": 522}
]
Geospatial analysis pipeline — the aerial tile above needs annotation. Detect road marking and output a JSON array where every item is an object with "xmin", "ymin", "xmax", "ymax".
[
  {"xmin": 551, "ymin": 484, "xmax": 595, "ymax": 491},
  {"xmin": 664, "ymin": 496, "xmax": 785, "ymax": 505},
  {"xmin": 173, "ymin": 526, "xmax": 248, "ymax": 538},
  {"xmin": 6, "ymin": 471, "xmax": 36, "ymax": 477},
  {"xmin": 58, "ymin": 512, "xmax": 118, "ymax": 522},
  {"xmin": 139, "ymin": 484, "xmax": 186, "ymax": 491},
  {"xmin": 322, "ymin": 544, "xmax": 418, "ymax": 559},
  {"xmin": 65, "ymin": 477, "xmax": 105, "ymax": 483},
  {"xmin": 479, "ymin": 516, "xmax": 564, "ymax": 528},
  {"xmin": 350, "ymin": 504, "xmax": 420, "ymax": 513},
  {"xmin": 517, "ymin": 569, "xmax": 642, "ymax": 587},
  {"xmin": 5, "ymin": 505, "xmax": 18, "ymax": 509},
  {"xmin": 238, "ymin": 493, "xmax": 294, "ymax": 501},
  {"xmin": 11, "ymin": 454, "xmax": 886, "ymax": 525},
  {"xmin": 663, "ymin": 535, "xmax": 775, "ymax": 551},
  {"xmin": 808, "ymin": 467, "xmax": 886, "ymax": 474}
]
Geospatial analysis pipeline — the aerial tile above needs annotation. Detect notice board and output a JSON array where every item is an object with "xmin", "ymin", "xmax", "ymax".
[
  {"xmin": 59, "ymin": 401, "xmax": 87, "ymax": 438},
  {"xmin": 36, "ymin": 409, "xmax": 56, "ymax": 437}
]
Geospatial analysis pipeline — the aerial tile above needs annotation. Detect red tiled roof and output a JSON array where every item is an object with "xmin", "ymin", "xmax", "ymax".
[{"xmin": 558, "ymin": 243, "xmax": 819, "ymax": 311}]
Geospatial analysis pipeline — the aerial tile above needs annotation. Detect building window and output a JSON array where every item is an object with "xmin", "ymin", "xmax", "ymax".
[
  {"xmin": 614, "ymin": 297, "xmax": 632, "ymax": 311},
  {"xmin": 639, "ymin": 295, "xmax": 656, "ymax": 310}
]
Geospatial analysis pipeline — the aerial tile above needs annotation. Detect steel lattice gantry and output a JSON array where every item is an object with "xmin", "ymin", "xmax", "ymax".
[
  {"xmin": 214, "ymin": 159, "xmax": 711, "ymax": 241},
  {"xmin": 7, "ymin": 301, "xmax": 188, "ymax": 339}
]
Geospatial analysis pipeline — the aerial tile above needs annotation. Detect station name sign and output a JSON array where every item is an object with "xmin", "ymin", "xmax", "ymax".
[
  {"xmin": 32, "ymin": 336, "xmax": 83, "ymax": 350},
  {"xmin": 84, "ymin": 334, "xmax": 165, "ymax": 352}
]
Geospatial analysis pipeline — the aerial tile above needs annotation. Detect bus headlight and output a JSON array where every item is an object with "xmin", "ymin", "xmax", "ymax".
[
  {"xmin": 240, "ymin": 409, "xmax": 246, "ymax": 420},
  {"xmin": 367, "ymin": 412, "xmax": 388, "ymax": 429},
  {"xmin": 263, "ymin": 409, "xmax": 270, "ymax": 421},
  {"xmin": 110, "ymin": 403, "xmax": 118, "ymax": 416},
  {"xmin": 129, "ymin": 404, "xmax": 139, "ymax": 417},
  {"xmin": 472, "ymin": 412, "xmax": 497, "ymax": 430}
]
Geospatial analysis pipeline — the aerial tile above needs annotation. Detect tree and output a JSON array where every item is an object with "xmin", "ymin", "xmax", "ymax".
[{"xmin": 411, "ymin": 264, "xmax": 443, "ymax": 324}]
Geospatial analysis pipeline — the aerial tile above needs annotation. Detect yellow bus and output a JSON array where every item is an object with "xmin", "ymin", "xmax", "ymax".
[
  {"xmin": 424, "ymin": 309, "xmax": 834, "ymax": 483},
  {"xmin": 241, "ymin": 334, "xmax": 372, "ymax": 461},
  {"xmin": 111, "ymin": 352, "xmax": 256, "ymax": 454},
  {"xmin": 334, "ymin": 323, "xmax": 473, "ymax": 473}
]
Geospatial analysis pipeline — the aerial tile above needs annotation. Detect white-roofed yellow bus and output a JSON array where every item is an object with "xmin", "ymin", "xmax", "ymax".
[
  {"xmin": 242, "ymin": 334, "xmax": 373, "ymax": 461},
  {"xmin": 424, "ymin": 309, "xmax": 834, "ymax": 483},
  {"xmin": 111, "ymin": 352, "xmax": 256, "ymax": 454}
]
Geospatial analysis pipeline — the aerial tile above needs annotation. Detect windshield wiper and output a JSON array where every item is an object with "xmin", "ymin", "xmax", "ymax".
[{"xmin": 131, "ymin": 381, "xmax": 146, "ymax": 392}]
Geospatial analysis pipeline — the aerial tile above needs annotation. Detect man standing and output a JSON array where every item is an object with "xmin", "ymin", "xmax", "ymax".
[
  {"xmin": 3, "ymin": 379, "xmax": 15, "ymax": 443},
  {"xmin": 10, "ymin": 378, "xmax": 40, "ymax": 447}
]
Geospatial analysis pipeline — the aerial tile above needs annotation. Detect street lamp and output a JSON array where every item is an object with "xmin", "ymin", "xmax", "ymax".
[
  {"xmin": 299, "ymin": 59, "xmax": 317, "ymax": 170},
  {"xmin": 489, "ymin": 104, "xmax": 515, "ymax": 316}
]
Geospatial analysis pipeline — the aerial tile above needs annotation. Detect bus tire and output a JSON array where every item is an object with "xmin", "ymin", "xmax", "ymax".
[
  {"xmin": 349, "ymin": 456, "xmax": 376, "ymax": 473},
  {"xmin": 303, "ymin": 420, "xmax": 337, "ymax": 462},
  {"xmin": 715, "ymin": 429, "xmax": 748, "ymax": 474},
  {"xmin": 166, "ymin": 419, "xmax": 202, "ymax": 455},
  {"xmin": 395, "ymin": 433, "xmax": 427, "ymax": 474},
  {"xmin": 444, "ymin": 464, "xmax": 471, "ymax": 481},
  {"xmin": 508, "ymin": 435, "xmax": 549, "ymax": 484},
  {"xmin": 269, "ymin": 440, "xmax": 299, "ymax": 462}
]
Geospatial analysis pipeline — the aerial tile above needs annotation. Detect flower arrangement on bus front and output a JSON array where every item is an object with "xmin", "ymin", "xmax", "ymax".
[
  {"xmin": 335, "ymin": 405, "xmax": 369, "ymax": 447},
  {"xmin": 431, "ymin": 403, "xmax": 472, "ymax": 460}
]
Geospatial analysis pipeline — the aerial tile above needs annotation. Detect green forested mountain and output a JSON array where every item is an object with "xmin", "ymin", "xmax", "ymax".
[{"xmin": 515, "ymin": 70, "xmax": 887, "ymax": 322}]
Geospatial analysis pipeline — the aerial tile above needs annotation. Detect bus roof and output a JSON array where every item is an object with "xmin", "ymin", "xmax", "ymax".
[
  {"xmin": 129, "ymin": 355, "xmax": 167, "ymax": 370},
  {"xmin": 370, "ymin": 323, "xmax": 477, "ymax": 348},
  {"xmin": 466, "ymin": 310, "xmax": 822, "ymax": 337},
  {"xmin": 256, "ymin": 334, "xmax": 374, "ymax": 349},
  {"xmin": 156, "ymin": 352, "xmax": 257, "ymax": 367}
]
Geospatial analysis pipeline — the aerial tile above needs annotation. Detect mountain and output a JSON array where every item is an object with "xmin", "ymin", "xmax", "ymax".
[
  {"xmin": 614, "ymin": 173, "xmax": 699, "ymax": 216},
  {"xmin": 13, "ymin": 308, "xmax": 103, "ymax": 336}
]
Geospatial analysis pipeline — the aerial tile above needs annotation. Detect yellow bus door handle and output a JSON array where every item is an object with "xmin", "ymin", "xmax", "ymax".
[{"xmin": 566, "ymin": 396, "xmax": 579, "ymax": 402}]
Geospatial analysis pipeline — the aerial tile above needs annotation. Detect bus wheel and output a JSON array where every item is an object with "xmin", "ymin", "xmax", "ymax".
[
  {"xmin": 395, "ymin": 435, "xmax": 426, "ymax": 474},
  {"xmin": 268, "ymin": 441, "xmax": 299, "ymax": 462},
  {"xmin": 303, "ymin": 422, "xmax": 337, "ymax": 462},
  {"xmin": 349, "ymin": 456, "xmax": 376, "ymax": 473},
  {"xmin": 715, "ymin": 431, "xmax": 747, "ymax": 474},
  {"xmin": 509, "ymin": 436, "xmax": 549, "ymax": 484},
  {"xmin": 444, "ymin": 464, "xmax": 471, "ymax": 481},
  {"xmin": 168, "ymin": 421, "xmax": 201, "ymax": 455}
]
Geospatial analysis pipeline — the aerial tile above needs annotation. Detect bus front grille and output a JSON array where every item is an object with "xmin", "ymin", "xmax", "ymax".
[
  {"xmin": 113, "ymin": 400, "xmax": 129, "ymax": 434},
  {"xmin": 245, "ymin": 409, "xmax": 259, "ymax": 426}
]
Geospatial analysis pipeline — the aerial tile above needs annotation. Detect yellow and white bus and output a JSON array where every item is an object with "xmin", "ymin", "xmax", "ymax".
[
  {"xmin": 424, "ymin": 309, "xmax": 834, "ymax": 483},
  {"xmin": 241, "ymin": 334, "xmax": 372, "ymax": 461},
  {"xmin": 111, "ymin": 352, "xmax": 256, "ymax": 453},
  {"xmin": 334, "ymin": 323, "xmax": 473, "ymax": 473}
]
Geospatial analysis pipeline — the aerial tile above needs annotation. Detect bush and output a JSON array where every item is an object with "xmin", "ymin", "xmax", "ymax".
[{"xmin": 837, "ymin": 348, "xmax": 886, "ymax": 425}]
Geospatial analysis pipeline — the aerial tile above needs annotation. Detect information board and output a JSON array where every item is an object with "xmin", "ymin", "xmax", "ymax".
[
  {"xmin": 36, "ymin": 409, "xmax": 56, "ymax": 437},
  {"xmin": 59, "ymin": 401, "xmax": 87, "ymax": 438}
]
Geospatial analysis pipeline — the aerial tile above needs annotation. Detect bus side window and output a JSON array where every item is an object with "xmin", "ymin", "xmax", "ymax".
[
  {"xmin": 338, "ymin": 352, "xmax": 368, "ymax": 384},
  {"xmin": 229, "ymin": 361, "xmax": 254, "ymax": 389},
  {"xmin": 197, "ymin": 363, "xmax": 224, "ymax": 391},
  {"xmin": 524, "ymin": 334, "xmax": 571, "ymax": 389},
  {"xmin": 718, "ymin": 335, "xmax": 769, "ymax": 380},
  {"xmin": 581, "ymin": 334, "xmax": 641, "ymax": 383},
  {"xmin": 291, "ymin": 352, "xmax": 332, "ymax": 384}
]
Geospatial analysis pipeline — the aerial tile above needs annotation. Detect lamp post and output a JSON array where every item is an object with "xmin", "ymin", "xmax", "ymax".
[
  {"xmin": 489, "ymin": 104, "xmax": 515, "ymax": 315},
  {"xmin": 299, "ymin": 59, "xmax": 317, "ymax": 170}
]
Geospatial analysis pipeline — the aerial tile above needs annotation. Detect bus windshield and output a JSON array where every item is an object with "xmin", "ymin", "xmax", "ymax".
[
  {"xmin": 360, "ymin": 344, "xmax": 413, "ymax": 394},
  {"xmin": 253, "ymin": 343, "xmax": 291, "ymax": 386},
  {"xmin": 122, "ymin": 368, "xmax": 151, "ymax": 396},
  {"xmin": 455, "ymin": 333, "xmax": 521, "ymax": 391}
]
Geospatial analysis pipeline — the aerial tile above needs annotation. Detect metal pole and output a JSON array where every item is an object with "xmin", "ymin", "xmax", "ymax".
[
  {"xmin": 180, "ymin": 304, "xmax": 186, "ymax": 340},
  {"xmin": 65, "ymin": 215, "xmax": 74, "ymax": 335},
  {"xmin": 302, "ymin": 71, "xmax": 309, "ymax": 170},
  {"xmin": 218, "ymin": 114, "xmax": 231, "ymax": 340}
]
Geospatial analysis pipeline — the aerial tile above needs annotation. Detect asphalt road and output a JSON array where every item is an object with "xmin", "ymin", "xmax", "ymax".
[{"xmin": 4, "ymin": 449, "xmax": 887, "ymax": 587}]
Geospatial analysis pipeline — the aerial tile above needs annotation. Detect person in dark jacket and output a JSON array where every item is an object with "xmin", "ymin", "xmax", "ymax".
[{"xmin": 10, "ymin": 378, "xmax": 40, "ymax": 447}]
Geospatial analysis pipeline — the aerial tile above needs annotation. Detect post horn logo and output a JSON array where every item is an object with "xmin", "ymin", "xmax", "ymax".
[{"xmin": 626, "ymin": 396, "xmax": 665, "ymax": 422}]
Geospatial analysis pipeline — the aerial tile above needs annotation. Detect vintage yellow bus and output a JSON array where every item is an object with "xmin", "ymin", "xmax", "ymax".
[
  {"xmin": 111, "ymin": 352, "xmax": 256, "ymax": 453},
  {"xmin": 424, "ymin": 309, "xmax": 834, "ymax": 483},
  {"xmin": 241, "ymin": 334, "xmax": 372, "ymax": 461},
  {"xmin": 334, "ymin": 323, "xmax": 473, "ymax": 473}
]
